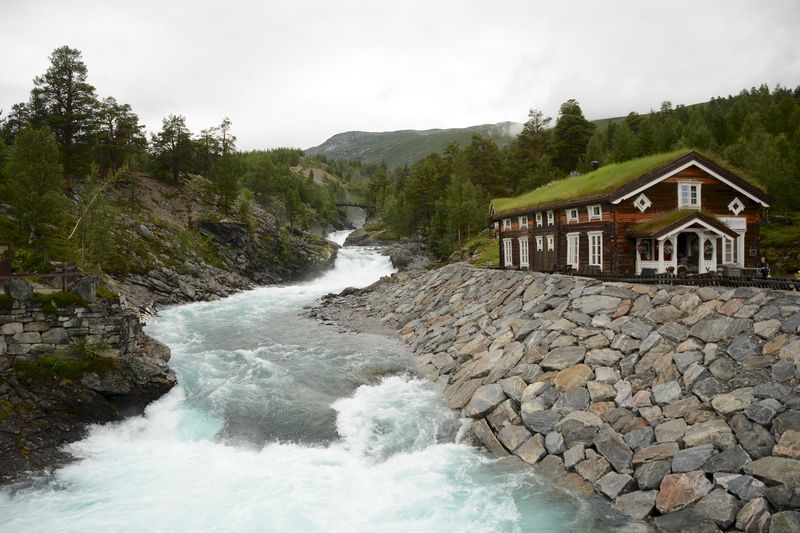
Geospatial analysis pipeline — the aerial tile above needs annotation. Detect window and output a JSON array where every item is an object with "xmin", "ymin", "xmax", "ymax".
[
  {"xmin": 678, "ymin": 183, "xmax": 701, "ymax": 208},
  {"xmin": 547, "ymin": 235, "xmax": 554, "ymax": 251},
  {"xmin": 567, "ymin": 208, "xmax": 579, "ymax": 223},
  {"xmin": 588, "ymin": 231, "xmax": 603, "ymax": 269},
  {"xmin": 566, "ymin": 233, "xmax": 580, "ymax": 268},
  {"xmin": 503, "ymin": 238, "xmax": 513, "ymax": 266},
  {"xmin": 519, "ymin": 216, "xmax": 528, "ymax": 228},
  {"xmin": 724, "ymin": 237, "xmax": 738, "ymax": 265},
  {"xmin": 634, "ymin": 193, "xmax": 652, "ymax": 213},
  {"xmin": 728, "ymin": 197, "xmax": 744, "ymax": 216},
  {"xmin": 503, "ymin": 218, "xmax": 511, "ymax": 230},
  {"xmin": 536, "ymin": 236, "xmax": 543, "ymax": 251},
  {"xmin": 587, "ymin": 204, "xmax": 602, "ymax": 221},
  {"xmin": 547, "ymin": 210, "xmax": 554, "ymax": 225},
  {"xmin": 519, "ymin": 238, "xmax": 529, "ymax": 267},
  {"xmin": 535, "ymin": 212, "xmax": 543, "ymax": 227}
]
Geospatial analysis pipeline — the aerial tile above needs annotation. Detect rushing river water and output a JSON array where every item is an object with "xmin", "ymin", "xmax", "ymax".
[{"xmin": 0, "ymin": 230, "xmax": 631, "ymax": 532}]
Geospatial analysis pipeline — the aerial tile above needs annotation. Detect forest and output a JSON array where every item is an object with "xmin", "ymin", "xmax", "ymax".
[
  {"xmin": 355, "ymin": 86, "xmax": 800, "ymax": 270},
  {"xmin": 0, "ymin": 46, "xmax": 343, "ymax": 273}
]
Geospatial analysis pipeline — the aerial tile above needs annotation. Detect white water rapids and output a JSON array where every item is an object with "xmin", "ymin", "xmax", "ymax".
[{"xmin": 0, "ymin": 230, "xmax": 631, "ymax": 532}]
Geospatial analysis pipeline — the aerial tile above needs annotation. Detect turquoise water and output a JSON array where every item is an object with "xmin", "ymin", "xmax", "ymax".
[{"xmin": 0, "ymin": 231, "xmax": 629, "ymax": 532}]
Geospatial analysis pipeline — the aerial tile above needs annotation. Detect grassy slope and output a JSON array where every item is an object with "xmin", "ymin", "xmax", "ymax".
[{"xmin": 305, "ymin": 122, "xmax": 522, "ymax": 168}]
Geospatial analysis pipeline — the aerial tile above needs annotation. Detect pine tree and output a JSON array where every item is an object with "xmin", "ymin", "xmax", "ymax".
[
  {"xmin": 2, "ymin": 127, "xmax": 66, "ymax": 243},
  {"xmin": 552, "ymin": 99, "xmax": 595, "ymax": 173},
  {"xmin": 31, "ymin": 46, "xmax": 99, "ymax": 186}
]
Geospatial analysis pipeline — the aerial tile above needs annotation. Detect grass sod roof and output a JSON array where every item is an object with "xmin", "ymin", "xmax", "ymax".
[{"xmin": 491, "ymin": 149, "xmax": 766, "ymax": 216}]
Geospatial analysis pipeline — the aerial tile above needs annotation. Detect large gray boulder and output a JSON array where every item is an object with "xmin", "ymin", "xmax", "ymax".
[{"xmin": 4, "ymin": 279, "xmax": 32, "ymax": 302}]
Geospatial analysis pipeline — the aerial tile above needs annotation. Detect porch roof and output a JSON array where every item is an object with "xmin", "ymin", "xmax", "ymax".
[{"xmin": 628, "ymin": 210, "xmax": 739, "ymax": 239}]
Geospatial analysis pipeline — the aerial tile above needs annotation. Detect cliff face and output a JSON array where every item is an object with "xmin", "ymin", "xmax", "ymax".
[
  {"xmin": 311, "ymin": 264, "xmax": 800, "ymax": 531},
  {"xmin": 0, "ymin": 280, "xmax": 175, "ymax": 480}
]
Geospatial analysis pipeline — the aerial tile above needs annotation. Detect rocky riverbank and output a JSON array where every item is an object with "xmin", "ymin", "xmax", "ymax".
[
  {"xmin": 309, "ymin": 264, "xmax": 800, "ymax": 532},
  {"xmin": 0, "ymin": 279, "xmax": 175, "ymax": 481},
  {"xmin": 107, "ymin": 220, "xmax": 339, "ymax": 318}
]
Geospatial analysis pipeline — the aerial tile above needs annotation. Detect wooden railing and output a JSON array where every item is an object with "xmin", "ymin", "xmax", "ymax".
[{"xmin": 0, "ymin": 264, "xmax": 96, "ymax": 292}]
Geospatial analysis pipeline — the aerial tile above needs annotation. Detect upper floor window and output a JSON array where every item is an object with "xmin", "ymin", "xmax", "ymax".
[
  {"xmin": 678, "ymin": 182, "xmax": 701, "ymax": 209},
  {"xmin": 547, "ymin": 211, "xmax": 554, "ymax": 225},
  {"xmin": 566, "ymin": 208, "xmax": 579, "ymax": 223},
  {"xmin": 519, "ymin": 216, "xmax": 528, "ymax": 228},
  {"xmin": 503, "ymin": 218, "xmax": 511, "ymax": 230},
  {"xmin": 535, "ymin": 212, "xmax": 543, "ymax": 226},
  {"xmin": 587, "ymin": 204, "xmax": 602, "ymax": 221}
]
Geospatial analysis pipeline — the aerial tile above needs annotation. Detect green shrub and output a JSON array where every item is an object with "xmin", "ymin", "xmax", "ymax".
[
  {"xmin": 32, "ymin": 291, "xmax": 87, "ymax": 315},
  {"xmin": 14, "ymin": 343, "xmax": 116, "ymax": 381},
  {"xmin": 96, "ymin": 286, "xmax": 119, "ymax": 303}
]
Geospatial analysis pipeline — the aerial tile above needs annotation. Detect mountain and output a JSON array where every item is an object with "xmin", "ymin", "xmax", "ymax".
[{"xmin": 305, "ymin": 122, "xmax": 523, "ymax": 168}]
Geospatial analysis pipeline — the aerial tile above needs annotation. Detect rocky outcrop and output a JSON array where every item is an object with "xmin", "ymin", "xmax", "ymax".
[
  {"xmin": 1, "ymin": 280, "xmax": 175, "ymax": 481},
  {"xmin": 310, "ymin": 263, "xmax": 800, "ymax": 531},
  {"xmin": 109, "ymin": 222, "xmax": 338, "ymax": 317},
  {"xmin": 344, "ymin": 228, "xmax": 429, "ymax": 272}
]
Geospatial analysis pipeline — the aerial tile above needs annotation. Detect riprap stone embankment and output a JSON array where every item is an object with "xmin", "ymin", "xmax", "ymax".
[{"xmin": 310, "ymin": 264, "xmax": 800, "ymax": 532}]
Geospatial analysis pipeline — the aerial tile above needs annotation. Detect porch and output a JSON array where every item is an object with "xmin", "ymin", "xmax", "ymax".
[{"xmin": 630, "ymin": 211, "xmax": 740, "ymax": 276}]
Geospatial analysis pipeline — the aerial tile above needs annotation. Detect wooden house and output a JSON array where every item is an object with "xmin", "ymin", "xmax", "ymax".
[{"xmin": 489, "ymin": 150, "xmax": 771, "ymax": 276}]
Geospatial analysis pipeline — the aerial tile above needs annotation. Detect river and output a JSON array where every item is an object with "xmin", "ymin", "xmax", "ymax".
[{"xmin": 0, "ymin": 230, "xmax": 630, "ymax": 532}]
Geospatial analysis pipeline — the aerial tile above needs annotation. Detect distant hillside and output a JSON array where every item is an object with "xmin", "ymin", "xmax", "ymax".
[{"xmin": 305, "ymin": 122, "xmax": 523, "ymax": 168}]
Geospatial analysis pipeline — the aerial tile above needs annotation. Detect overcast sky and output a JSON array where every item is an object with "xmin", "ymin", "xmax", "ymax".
[{"xmin": 1, "ymin": 0, "xmax": 799, "ymax": 150}]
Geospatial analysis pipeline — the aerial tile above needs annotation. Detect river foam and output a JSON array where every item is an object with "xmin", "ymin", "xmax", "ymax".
[{"xmin": 0, "ymin": 231, "xmax": 627, "ymax": 532}]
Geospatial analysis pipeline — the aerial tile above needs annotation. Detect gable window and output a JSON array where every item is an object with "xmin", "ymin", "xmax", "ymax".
[
  {"xmin": 503, "ymin": 218, "xmax": 511, "ymax": 230},
  {"xmin": 547, "ymin": 210, "xmax": 554, "ymax": 225},
  {"xmin": 587, "ymin": 204, "xmax": 602, "ymax": 221},
  {"xmin": 535, "ymin": 236, "xmax": 543, "ymax": 251},
  {"xmin": 503, "ymin": 238, "xmax": 513, "ymax": 267},
  {"xmin": 566, "ymin": 233, "xmax": 580, "ymax": 268},
  {"xmin": 678, "ymin": 182, "xmax": 701, "ymax": 209},
  {"xmin": 547, "ymin": 235, "xmax": 554, "ymax": 251},
  {"xmin": 519, "ymin": 216, "xmax": 528, "ymax": 228},
  {"xmin": 519, "ymin": 238, "xmax": 529, "ymax": 267},
  {"xmin": 535, "ymin": 212, "xmax": 543, "ymax": 227},
  {"xmin": 634, "ymin": 193, "xmax": 652, "ymax": 212},
  {"xmin": 728, "ymin": 197, "xmax": 744, "ymax": 216},
  {"xmin": 588, "ymin": 231, "xmax": 603, "ymax": 269},
  {"xmin": 566, "ymin": 208, "xmax": 579, "ymax": 223}
]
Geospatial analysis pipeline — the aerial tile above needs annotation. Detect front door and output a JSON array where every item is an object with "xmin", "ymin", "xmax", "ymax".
[{"xmin": 677, "ymin": 233, "xmax": 699, "ymax": 274}]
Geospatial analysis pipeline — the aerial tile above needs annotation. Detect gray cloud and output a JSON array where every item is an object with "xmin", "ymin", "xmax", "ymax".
[{"xmin": 1, "ymin": 0, "xmax": 798, "ymax": 150}]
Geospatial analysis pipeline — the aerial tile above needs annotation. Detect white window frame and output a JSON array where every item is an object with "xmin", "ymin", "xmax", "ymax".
[
  {"xmin": 535, "ymin": 212, "xmax": 543, "ymax": 227},
  {"xmin": 566, "ymin": 208, "xmax": 579, "ymax": 223},
  {"xmin": 547, "ymin": 210, "xmax": 554, "ymax": 225},
  {"xmin": 588, "ymin": 231, "xmax": 603, "ymax": 270},
  {"xmin": 519, "ymin": 215, "xmax": 528, "ymax": 228},
  {"xmin": 546, "ymin": 235, "xmax": 554, "ymax": 251},
  {"xmin": 519, "ymin": 237, "xmax": 529, "ymax": 268},
  {"xmin": 634, "ymin": 193, "xmax": 652, "ymax": 213},
  {"xmin": 503, "ymin": 238, "xmax": 513, "ymax": 267},
  {"xmin": 587, "ymin": 204, "xmax": 602, "ymax": 221},
  {"xmin": 678, "ymin": 182, "xmax": 702, "ymax": 209},
  {"xmin": 503, "ymin": 218, "xmax": 511, "ymax": 230},
  {"xmin": 535, "ymin": 236, "xmax": 543, "ymax": 251},
  {"xmin": 566, "ymin": 232, "xmax": 580, "ymax": 268}
]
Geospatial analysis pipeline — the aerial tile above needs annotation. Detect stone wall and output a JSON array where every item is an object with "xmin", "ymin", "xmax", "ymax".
[
  {"xmin": 311, "ymin": 264, "xmax": 800, "ymax": 532},
  {"xmin": 1, "ymin": 280, "xmax": 140, "ymax": 370},
  {"xmin": 1, "ymin": 279, "xmax": 176, "ymax": 479}
]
